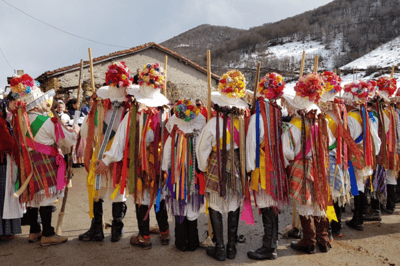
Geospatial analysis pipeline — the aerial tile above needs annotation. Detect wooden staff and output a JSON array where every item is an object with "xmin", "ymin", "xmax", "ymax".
[
  {"xmin": 56, "ymin": 59, "xmax": 84, "ymax": 235},
  {"xmin": 339, "ymin": 69, "xmax": 342, "ymax": 98},
  {"xmin": 391, "ymin": 66, "xmax": 395, "ymax": 78},
  {"xmin": 334, "ymin": 68, "xmax": 337, "ymax": 74},
  {"xmin": 164, "ymin": 56, "xmax": 168, "ymax": 96},
  {"xmin": 299, "ymin": 51, "xmax": 306, "ymax": 78},
  {"xmin": 313, "ymin": 55, "xmax": 319, "ymax": 73},
  {"xmin": 207, "ymin": 50, "xmax": 212, "ymax": 121},
  {"xmin": 89, "ymin": 48, "xmax": 95, "ymax": 92},
  {"xmin": 252, "ymin": 62, "xmax": 261, "ymax": 111}
]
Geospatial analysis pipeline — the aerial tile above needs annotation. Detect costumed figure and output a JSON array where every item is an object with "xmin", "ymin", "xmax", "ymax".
[
  {"xmin": 196, "ymin": 70, "xmax": 251, "ymax": 261},
  {"xmin": 281, "ymin": 73, "xmax": 332, "ymax": 254},
  {"xmin": 317, "ymin": 71, "xmax": 352, "ymax": 239},
  {"xmin": 79, "ymin": 62, "xmax": 132, "ymax": 243},
  {"xmin": 366, "ymin": 77, "xmax": 399, "ymax": 217},
  {"xmin": 161, "ymin": 99, "xmax": 206, "ymax": 251},
  {"xmin": 98, "ymin": 63, "xmax": 170, "ymax": 249},
  {"xmin": 246, "ymin": 73, "xmax": 289, "ymax": 260},
  {"xmin": 0, "ymin": 99, "xmax": 23, "ymax": 240},
  {"xmin": 342, "ymin": 80, "xmax": 377, "ymax": 231},
  {"xmin": 10, "ymin": 74, "xmax": 78, "ymax": 246}
]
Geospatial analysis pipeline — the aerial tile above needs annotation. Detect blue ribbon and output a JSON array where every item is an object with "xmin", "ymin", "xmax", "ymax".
[
  {"xmin": 155, "ymin": 188, "xmax": 162, "ymax": 212},
  {"xmin": 348, "ymin": 161, "xmax": 359, "ymax": 196},
  {"xmin": 256, "ymin": 100, "xmax": 260, "ymax": 169}
]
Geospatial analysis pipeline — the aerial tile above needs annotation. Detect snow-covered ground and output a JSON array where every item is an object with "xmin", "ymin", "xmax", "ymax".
[{"xmin": 341, "ymin": 36, "xmax": 400, "ymax": 70}]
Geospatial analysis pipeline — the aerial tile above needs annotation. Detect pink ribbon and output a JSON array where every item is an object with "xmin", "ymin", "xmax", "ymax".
[
  {"xmin": 227, "ymin": 118, "xmax": 240, "ymax": 146},
  {"xmin": 240, "ymin": 197, "xmax": 255, "ymax": 225},
  {"xmin": 54, "ymin": 122, "xmax": 65, "ymax": 144},
  {"xmin": 26, "ymin": 138, "xmax": 67, "ymax": 190}
]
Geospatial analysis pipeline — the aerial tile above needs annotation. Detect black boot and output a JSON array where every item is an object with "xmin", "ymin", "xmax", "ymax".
[
  {"xmin": 187, "ymin": 219, "xmax": 200, "ymax": 251},
  {"xmin": 364, "ymin": 198, "xmax": 381, "ymax": 221},
  {"xmin": 383, "ymin": 185, "xmax": 396, "ymax": 214},
  {"xmin": 226, "ymin": 208, "xmax": 240, "ymax": 259},
  {"xmin": 174, "ymin": 216, "xmax": 188, "ymax": 251},
  {"xmin": 331, "ymin": 202, "xmax": 342, "ymax": 237},
  {"xmin": 111, "ymin": 202, "xmax": 127, "ymax": 242},
  {"xmin": 79, "ymin": 199, "xmax": 104, "ymax": 241},
  {"xmin": 247, "ymin": 208, "xmax": 278, "ymax": 260},
  {"xmin": 155, "ymin": 200, "xmax": 170, "ymax": 245},
  {"xmin": 39, "ymin": 206, "xmax": 55, "ymax": 237},
  {"xmin": 28, "ymin": 207, "xmax": 42, "ymax": 243},
  {"xmin": 206, "ymin": 208, "xmax": 226, "ymax": 261},
  {"xmin": 130, "ymin": 204, "xmax": 152, "ymax": 249},
  {"xmin": 346, "ymin": 193, "xmax": 364, "ymax": 231}
]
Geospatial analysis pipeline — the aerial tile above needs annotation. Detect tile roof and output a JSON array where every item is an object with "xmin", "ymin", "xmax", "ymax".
[{"xmin": 36, "ymin": 42, "xmax": 220, "ymax": 81}]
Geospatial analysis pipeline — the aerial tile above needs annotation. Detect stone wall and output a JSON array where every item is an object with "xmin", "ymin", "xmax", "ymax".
[{"xmin": 50, "ymin": 48, "xmax": 218, "ymax": 103}]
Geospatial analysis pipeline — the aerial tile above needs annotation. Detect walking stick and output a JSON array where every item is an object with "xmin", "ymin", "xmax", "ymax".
[
  {"xmin": 252, "ymin": 62, "xmax": 261, "ymax": 112},
  {"xmin": 164, "ymin": 55, "xmax": 168, "ymax": 97},
  {"xmin": 56, "ymin": 59, "xmax": 84, "ymax": 235}
]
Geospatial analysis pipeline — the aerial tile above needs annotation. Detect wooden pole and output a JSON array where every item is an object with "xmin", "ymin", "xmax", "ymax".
[
  {"xmin": 299, "ymin": 51, "xmax": 306, "ymax": 78},
  {"xmin": 334, "ymin": 68, "xmax": 337, "ymax": 74},
  {"xmin": 391, "ymin": 66, "xmax": 395, "ymax": 78},
  {"xmin": 252, "ymin": 62, "xmax": 261, "ymax": 110},
  {"xmin": 56, "ymin": 59, "xmax": 84, "ymax": 235},
  {"xmin": 207, "ymin": 50, "xmax": 212, "ymax": 121},
  {"xmin": 164, "ymin": 56, "xmax": 168, "ymax": 96},
  {"xmin": 88, "ymin": 48, "xmax": 95, "ymax": 92},
  {"xmin": 313, "ymin": 55, "xmax": 319, "ymax": 73}
]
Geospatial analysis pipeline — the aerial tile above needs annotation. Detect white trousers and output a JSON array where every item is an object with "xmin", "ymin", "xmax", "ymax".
[
  {"xmin": 95, "ymin": 187, "xmax": 126, "ymax": 202},
  {"xmin": 255, "ymin": 187, "xmax": 278, "ymax": 209},
  {"xmin": 209, "ymin": 192, "xmax": 240, "ymax": 213}
]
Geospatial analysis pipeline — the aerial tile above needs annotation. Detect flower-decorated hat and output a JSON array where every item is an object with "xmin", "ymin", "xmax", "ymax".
[
  {"xmin": 166, "ymin": 99, "xmax": 206, "ymax": 134},
  {"xmin": 174, "ymin": 99, "xmax": 200, "ymax": 122},
  {"xmin": 10, "ymin": 74, "xmax": 55, "ymax": 111},
  {"xmin": 282, "ymin": 73, "xmax": 325, "ymax": 112},
  {"xmin": 97, "ymin": 62, "xmax": 132, "ymax": 102},
  {"xmin": 376, "ymin": 76, "xmax": 397, "ymax": 101},
  {"xmin": 257, "ymin": 72, "xmax": 286, "ymax": 100},
  {"xmin": 126, "ymin": 63, "xmax": 169, "ymax": 107},
  {"xmin": 211, "ymin": 70, "xmax": 248, "ymax": 108},
  {"xmin": 343, "ymin": 80, "xmax": 377, "ymax": 103},
  {"xmin": 320, "ymin": 71, "xmax": 342, "ymax": 102}
]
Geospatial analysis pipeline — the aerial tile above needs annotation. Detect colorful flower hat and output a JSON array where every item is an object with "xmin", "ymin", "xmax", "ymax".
[
  {"xmin": 320, "ymin": 71, "xmax": 342, "ymax": 102},
  {"xmin": 376, "ymin": 76, "xmax": 397, "ymax": 101},
  {"xmin": 257, "ymin": 72, "xmax": 285, "ymax": 100},
  {"xmin": 343, "ymin": 80, "xmax": 377, "ymax": 103},
  {"xmin": 105, "ymin": 62, "xmax": 132, "ymax": 88},
  {"xmin": 174, "ymin": 99, "xmax": 201, "ymax": 122},
  {"xmin": 218, "ymin": 70, "xmax": 246, "ymax": 99},
  {"xmin": 138, "ymin": 63, "xmax": 165, "ymax": 90},
  {"xmin": 294, "ymin": 72, "xmax": 325, "ymax": 102},
  {"xmin": 10, "ymin": 74, "xmax": 55, "ymax": 111}
]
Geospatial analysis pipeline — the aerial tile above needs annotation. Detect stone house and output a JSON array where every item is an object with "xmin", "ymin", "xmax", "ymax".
[{"xmin": 36, "ymin": 42, "xmax": 220, "ymax": 103}]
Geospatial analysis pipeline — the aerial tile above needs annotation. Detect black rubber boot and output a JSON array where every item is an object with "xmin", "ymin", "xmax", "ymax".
[
  {"xmin": 155, "ymin": 200, "xmax": 170, "ymax": 245},
  {"xmin": 383, "ymin": 185, "xmax": 396, "ymax": 214},
  {"xmin": 346, "ymin": 193, "xmax": 364, "ymax": 231},
  {"xmin": 206, "ymin": 208, "xmax": 226, "ymax": 261},
  {"xmin": 187, "ymin": 219, "xmax": 200, "ymax": 251},
  {"xmin": 174, "ymin": 216, "xmax": 188, "ymax": 251},
  {"xmin": 111, "ymin": 202, "xmax": 127, "ymax": 242},
  {"xmin": 247, "ymin": 208, "xmax": 278, "ymax": 260},
  {"xmin": 79, "ymin": 199, "xmax": 104, "ymax": 241},
  {"xmin": 39, "ymin": 206, "xmax": 55, "ymax": 237},
  {"xmin": 28, "ymin": 207, "xmax": 41, "ymax": 234},
  {"xmin": 226, "ymin": 208, "xmax": 240, "ymax": 259},
  {"xmin": 331, "ymin": 202, "xmax": 342, "ymax": 237}
]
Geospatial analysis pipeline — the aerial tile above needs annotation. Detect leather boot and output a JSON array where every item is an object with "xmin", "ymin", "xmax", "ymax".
[
  {"xmin": 290, "ymin": 215, "xmax": 316, "ymax": 254},
  {"xmin": 187, "ymin": 219, "xmax": 200, "ymax": 251},
  {"xmin": 346, "ymin": 194, "xmax": 364, "ymax": 231},
  {"xmin": 206, "ymin": 208, "xmax": 226, "ymax": 261},
  {"xmin": 226, "ymin": 208, "xmax": 240, "ymax": 259},
  {"xmin": 174, "ymin": 216, "xmax": 188, "ymax": 251},
  {"xmin": 111, "ymin": 202, "xmax": 127, "ymax": 242},
  {"xmin": 39, "ymin": 206, "xmax": 67, "ymax": 246},
  {"xmin": 247, "ymin": 208, "xmax": 278, "ymax": 260},
  {"xmin": 79, "ymin": 199, "xmax": 105, "ymax": 241},
  {"xmin": 155, "ymin": 200, "xmax": 170, "ymax": 245},
  {"xmin": 383, "ymin": 185, "xmax": 396, "ymax": 214},
  {"xmin": 314, "ymin": 216, "xmax": 331, "ymax": 252},
  {"xmin": 131, "ymin": 204, "xmax": 152, "ymax": 249},
  {"xmin": 28, "ymin": 207, "xmax": 42, "ymax": 243}
]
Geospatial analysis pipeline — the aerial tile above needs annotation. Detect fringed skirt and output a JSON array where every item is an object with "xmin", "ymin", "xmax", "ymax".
[
  {"xmin": 0, "ymin": 164, "xmax": 21, "ymax": 236},
  {"xmin": 328, "ymin": 152, "xmax": 351, "ymax": 207},
  {"xmin": 288, "ymin": 159, "xmax": 325, "ymax": 217},
  {"xmin": 365, "ymin": 164, "xmax": 387, "ymax": 206}
]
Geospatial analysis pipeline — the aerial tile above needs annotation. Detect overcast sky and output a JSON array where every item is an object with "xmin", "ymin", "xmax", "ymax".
[{"xmin": 0, "ymin": 0, "xmax": 333, "ymax": 91}]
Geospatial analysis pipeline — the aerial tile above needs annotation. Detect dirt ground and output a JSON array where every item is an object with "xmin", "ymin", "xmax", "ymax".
[{"xmin": 1, "ymin": 167, "xmax": 399, "ymax": 266}]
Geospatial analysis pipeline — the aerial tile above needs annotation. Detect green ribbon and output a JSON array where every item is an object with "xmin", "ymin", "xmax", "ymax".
[{"xmin": 27, "ymin": 115, "xmax": 49, "ymax": 138}]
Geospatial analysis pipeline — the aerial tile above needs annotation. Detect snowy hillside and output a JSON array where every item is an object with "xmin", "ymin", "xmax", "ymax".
[{"xmin": 341, "ymin": 36, "xmax": 400, "ymax": 70}]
